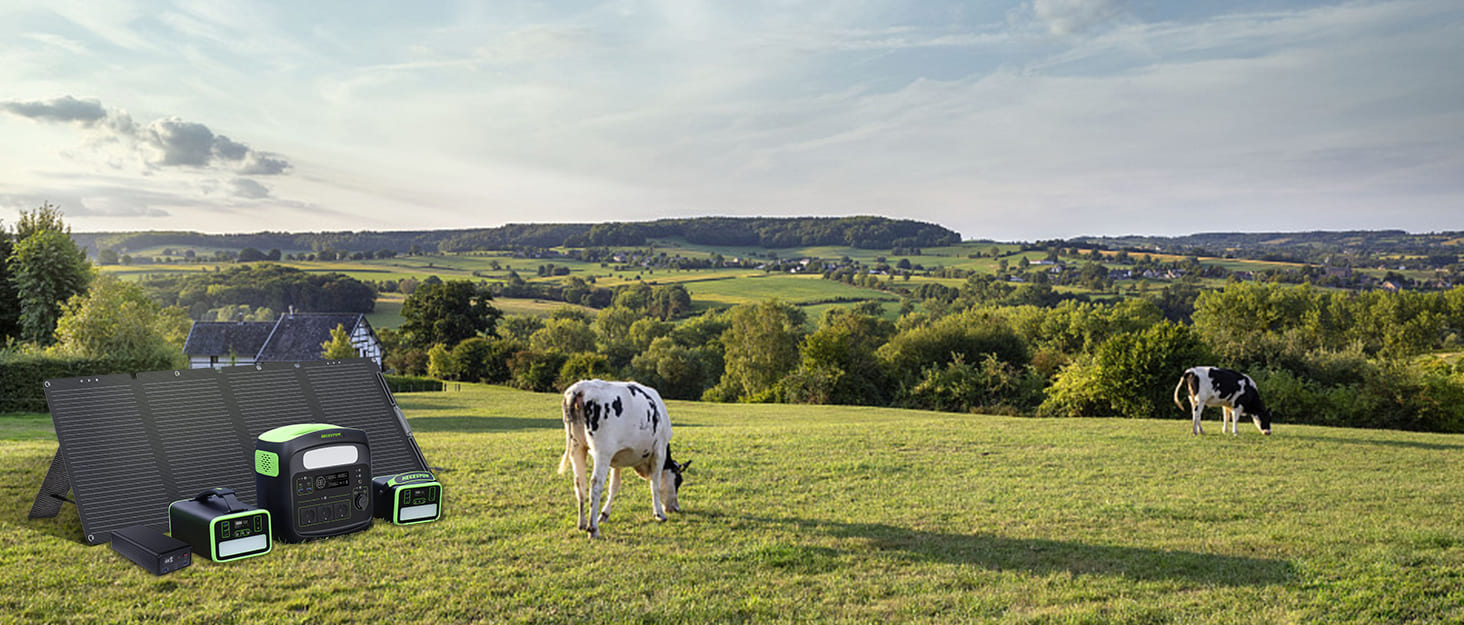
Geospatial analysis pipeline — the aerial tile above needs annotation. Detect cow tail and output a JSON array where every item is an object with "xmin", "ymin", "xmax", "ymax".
[
  {"xmin": 558, "ymin": 390, "xmax": 583, "ymax": 475},
  {"xmin": 1174, "ymin": 370, "xmax": 1191, "ymax": 411}
]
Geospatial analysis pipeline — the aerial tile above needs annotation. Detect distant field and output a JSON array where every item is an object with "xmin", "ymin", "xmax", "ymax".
[
  {"xmin": 683, "ymin": 273, "xmax": 891, "ymax": 308},
  {"xmin": 366, "ymin": 293, "xmax": 405, "ymax": 329},
  {"xmin": 100, "ymin": 240, "xmax": 1346, "ymax": 324},
  {"xmin": 4, "ymin": 384, "xmax": 1463, "ymax": 623}
]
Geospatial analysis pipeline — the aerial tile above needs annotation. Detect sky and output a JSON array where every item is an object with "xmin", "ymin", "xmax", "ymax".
[{"xmin": 1, "ymin": 0, "xmax": 1461, "ymax": 241}]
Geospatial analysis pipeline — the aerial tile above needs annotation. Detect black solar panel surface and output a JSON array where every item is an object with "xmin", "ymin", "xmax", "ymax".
[{"xmin": 44, "ymin": 359, "xmax": 425, "ymax": 545}]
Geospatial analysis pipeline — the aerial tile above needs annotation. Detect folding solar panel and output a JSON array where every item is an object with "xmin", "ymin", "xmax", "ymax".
[{"xmin": 29, "ymin": 359, "xmax": 428, "ymax": 545}]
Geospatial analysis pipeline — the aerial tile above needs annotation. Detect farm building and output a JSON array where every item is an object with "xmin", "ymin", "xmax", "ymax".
[{"xmin": 182, "ymin": 312, "xmax": 383, "ymax": 369}]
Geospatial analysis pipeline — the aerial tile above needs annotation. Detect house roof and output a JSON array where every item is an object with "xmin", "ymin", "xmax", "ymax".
[
  {"xmin": 183, "ymin": 321, "xmax": 275, "ymax": 358},
  {"xmin": 255, "ymin": 313, "xmax": 369, "ymax": 362},
  {"xmin": 185, "ymin": 313, "xmax": 377, "ymax": 362}
]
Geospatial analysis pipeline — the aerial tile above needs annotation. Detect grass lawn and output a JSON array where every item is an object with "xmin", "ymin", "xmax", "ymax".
[{"xmin": 3, "ymin": 384, "xmax": 1463, "ymax": 623}]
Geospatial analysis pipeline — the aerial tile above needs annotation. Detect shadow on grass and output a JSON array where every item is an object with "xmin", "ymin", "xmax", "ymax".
[
  {"xmin": 723, "ymin": 513, "xmax": 1295, "ymax": 587},
  {"xmin": 1287, "ymin": 433, "xmax": 1464, "ymax": 451}
]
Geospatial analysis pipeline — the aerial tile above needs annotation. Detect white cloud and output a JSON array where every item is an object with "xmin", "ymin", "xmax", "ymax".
[{"xmin": 1030, "ymin": 0, "xmax": 1127, "ymax": 35}]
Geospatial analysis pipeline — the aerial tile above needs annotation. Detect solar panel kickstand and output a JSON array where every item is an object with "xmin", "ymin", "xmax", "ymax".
[{"xmin": 28, "ymin": 449, "xmax": 74, "ymax": 519}]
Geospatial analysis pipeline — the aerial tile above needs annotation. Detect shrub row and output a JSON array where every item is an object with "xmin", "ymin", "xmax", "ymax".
[{"xmin": 0, "ymin": 353, "xmax": 180, "ymax": 413}]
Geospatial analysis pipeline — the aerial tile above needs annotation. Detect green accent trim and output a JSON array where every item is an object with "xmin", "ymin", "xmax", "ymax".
[
  {"xmin": 384, "ymin": 472, "xmax": 435, "ymax": 487},
  {"xmin": 258, "ymin": 423, "xmax": 338, "ymax": 443},
  {"xmin": 254, "ymin": 450, "xmax": 280, "ymax": 477},
  {"xmin": 393, "ymin": 481, "xmax": 443, "ymax": 525},
  {"xmin": 207, "ymin": 509, "xmax": 273, "ymax": 562}
]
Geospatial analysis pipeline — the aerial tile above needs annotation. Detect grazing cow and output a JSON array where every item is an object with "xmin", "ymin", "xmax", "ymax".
[
  {"xmin": 1174, "ymin": 367, "xmax": 1273, "ymax": 436},
  {"xmin": 558, "ymin": 379, "xmax": 690, "ymax": 539}
]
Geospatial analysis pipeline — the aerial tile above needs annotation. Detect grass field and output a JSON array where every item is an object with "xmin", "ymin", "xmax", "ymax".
[{"xmin": 4, "ymin": 384, "xmax": 1463, "ymax": 623}]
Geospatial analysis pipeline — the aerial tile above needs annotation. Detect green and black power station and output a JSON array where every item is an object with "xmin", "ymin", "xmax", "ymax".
[
  {"xmin": 255, "ymin": 423, "xmax": 372, "ymax": 542},
  {"xmin": 169, "ymin": 487, "xmax": 273, "ymax": 562},
  {"xmin": 373, "ymin": 471, "xmax": 443, "ymax": 525}
]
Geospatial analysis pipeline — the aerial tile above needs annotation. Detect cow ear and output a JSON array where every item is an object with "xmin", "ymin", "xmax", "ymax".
[{"xmin": 679, "ymin": 460, "xmax": 691, "ymax": 472}]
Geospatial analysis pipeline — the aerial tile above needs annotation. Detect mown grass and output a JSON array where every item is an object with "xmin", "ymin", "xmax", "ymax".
[{"xmin": 4, "ymin": 384, "xmax": 1464, "ymax": 623}]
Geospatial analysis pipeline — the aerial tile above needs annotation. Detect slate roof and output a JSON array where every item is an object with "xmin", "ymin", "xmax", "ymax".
[
  {"xmin": 255, "ymin": 313, "xmax": 369, "ymax": 362},
  {"xmin": 184, "ymin": 313, "xmax": 375, "ymax": 362},
  {"xmin": 183, "ymin": 321, "xmax": 275, "ymax": 358}
]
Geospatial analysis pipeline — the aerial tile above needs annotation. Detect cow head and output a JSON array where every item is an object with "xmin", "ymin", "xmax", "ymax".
[
  {"xmin": 1253, "ymin": 409, "xmax": 1272, "ymax": 436},
  {"xmin": 659, "ymin": 447, "xmax": 691, "ymax": 513}
]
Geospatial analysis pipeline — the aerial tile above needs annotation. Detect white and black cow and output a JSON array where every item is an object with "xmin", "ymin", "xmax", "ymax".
[
  {"xmin": 1174, "ymin": 366, "xmax": 1273, "ymax": 436},
  {"xmin": 558, "ymin": 379, "xmax": 690, "ymax": 539}
]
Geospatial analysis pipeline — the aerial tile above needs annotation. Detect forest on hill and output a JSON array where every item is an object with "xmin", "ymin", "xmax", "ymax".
[
  {"xmin": 71, "ymin": 216, "xmax": 961, "ymax": 256},
  {"xmin": 1072, "ymin": 230, "xmax": 1464, "ymax": 267}
]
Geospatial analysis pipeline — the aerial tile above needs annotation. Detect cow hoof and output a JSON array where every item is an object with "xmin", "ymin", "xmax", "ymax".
[
  {"xmin": 598, "ymin": 512, "xmax": 610, "ymax": 523},
  {"xmin": 587, "ymin": 528, "xmax": 601, "ymax": 539},
  {"xmin": 654, "ymin": 513, "xmax": 667, "ymax": 522}
]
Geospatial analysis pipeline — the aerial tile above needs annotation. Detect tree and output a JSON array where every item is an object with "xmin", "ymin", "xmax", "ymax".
[
  {"xmin": 321, "ymin": 323, "xmax": 357, "ymax": 359},
  {"xmin": 784, "ymin": 309, "xmax": 894, "ymax": 406},
  {"xmin": 529, "ymin": 317, "xmax": 597, "ymax": 354},
  {"xmin": 0, "ymin": 220, "xmax": 18, "ymax": 340},
  {"xmin": 51, "ymin": 275, "xmax": 188, "ymax": 370},
  {"xmin": 238, "ymin": 247, "xmax": 268, "ymax": 262},
  {"xmin": 1039, "ymin": 322, "xmax": 1213, "ymax": 420},
  {"xmin": 708, "ymin": 300, "xmax": 806, "ymax": 402},
  {"xmin": 11, "ymin": 226, "xmax": 93, "ymax": 345},
  {"xmin": 399, "ymin": 280, "xmax": 502, "ymax": 349},
  {"xmin": 14, "ymin": 202, "xmax": 68, "ymax": 241},
  {"xmin": 97, "ymin": 249, "xmax": 120, "ymax": 265},
  {"xmin": 633, "ymin": 337, "xmax": 711, "ymax": 400},
  {"xmin": 648, "ymin": 284, "xmax": 693, "ymax": 320}
]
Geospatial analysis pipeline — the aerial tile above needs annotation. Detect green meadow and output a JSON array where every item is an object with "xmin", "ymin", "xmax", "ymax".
[
  {"xmin": 4, "ymin": 384, "xmax": 1463, "ymax": 623},
  {"xmin": 98, "ymin": 240, "xmax": 1312, "ymax": 328}
]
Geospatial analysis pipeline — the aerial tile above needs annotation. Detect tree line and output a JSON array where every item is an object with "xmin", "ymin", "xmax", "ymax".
[
  {"xmin": 74, "ymin": 216, "xmax": 961, "ymax": 259},
  {"xmin": 391, "ymin": 272, "xmax": 1464, "ymax": 433}
]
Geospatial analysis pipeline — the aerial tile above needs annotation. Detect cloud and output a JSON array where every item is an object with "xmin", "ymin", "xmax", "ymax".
[
  {"xmin": 0, "ymin": 95, "xmax": 107, "ymax": 124},
  {"xmin": 1029, "ymin": 0, "xmax": 1126, "ymax": 35},
  {"xmin": 1, "ymin": 95, "xmax": 290, "ymax": 176},
  {"xmin": 228, "ymin": 178, "xmax": 270, "ymax": 199}
]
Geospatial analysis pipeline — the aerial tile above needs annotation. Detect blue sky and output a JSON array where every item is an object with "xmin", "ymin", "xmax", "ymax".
[{"xmin": 1, "ymin": 0, "xmax": 1460, "ymax": 240}]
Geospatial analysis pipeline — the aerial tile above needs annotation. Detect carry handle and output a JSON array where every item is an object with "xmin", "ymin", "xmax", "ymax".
[{"xmin": 193, "ymin": 488, "xmax": 250, "ymax": 513}]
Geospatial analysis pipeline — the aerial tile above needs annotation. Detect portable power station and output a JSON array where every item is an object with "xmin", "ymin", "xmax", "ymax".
[
  {"xmin": 168, "ymin": 487, "xmax": 272, "ymax": 562},
  {"xmin": 255, "ymin": 423, "xmax": 372, "ymax": 542},
  {"xmin": 373, "ymin": 471, "xmax": 443, "ymax": 525}
]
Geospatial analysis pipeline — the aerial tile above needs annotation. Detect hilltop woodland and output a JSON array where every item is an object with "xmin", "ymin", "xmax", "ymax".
[{"xmin": 6, "ymin": 212, "xmax": 1464, "ymax": 433}]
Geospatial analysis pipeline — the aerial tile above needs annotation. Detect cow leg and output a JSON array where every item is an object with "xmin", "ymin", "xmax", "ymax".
[
  {"xmin": 599, "ymin": 467, "xmax": 622, "ymax": 523},
  {"xmin": 1191, "ymin": 401, "xmax": 1204, "ymax": 435},
  {"xmin": 1220, "ymin": 406, "xmax": 1232, "ymax": 435},
  {"xmin": 585, "ymin": 458, "xmax": 611, "ymax": 539},
  {"xmin": 647, "ymin": 449, "xmax": 668, "ymax": 522},
  {"xmin": 567, "ymin": 442, "xmax": 590, "ymax": 532}
]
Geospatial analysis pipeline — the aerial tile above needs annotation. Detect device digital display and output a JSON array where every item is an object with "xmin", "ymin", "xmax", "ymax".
[
  {"xmin": 218, "ymin": 534, "xmax": 269, "ymax": 559},
  {"xmin": 397, "ymin": 484, "xmax": 441, "ymax": 522},
  {"xmin": 321, "ymin": 471, "xmax": 351, "ymax": 490}
]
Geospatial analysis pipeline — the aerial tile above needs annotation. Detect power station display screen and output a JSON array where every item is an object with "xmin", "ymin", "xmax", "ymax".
[
  {"xmin": 399, "ymin": 485, "xmax": 440, "ymax": 521},
  {"xmin": 218, "ymin": 534, "xmax": 269, "ymax": 559}
]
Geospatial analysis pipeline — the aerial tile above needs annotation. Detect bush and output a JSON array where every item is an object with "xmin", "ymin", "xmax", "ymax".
[
  {"xmin": 878, "ymin": 309, "xmax": 1028, "ymax": 391},
  {"xmin": 557, "ymin": 352, "xmax": 615, "ymax": 390},
  {"xmin": 1039, "ymin": 322, "xmax": 1212, "ymax": 420},
  {"xmin": 382, "ymin": 374, "xmax": 444, "ymax": 393},
  {"xmin": 904, "ymin": 353, "xmax": 1043, "ymax": 414},
  {"xmin": 508, "ymin": 350, "xmax": 569, "ymax": 393},
  {"xmin": 0, "ymin": 353, "xmax": 180, "ymax": 413}
]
